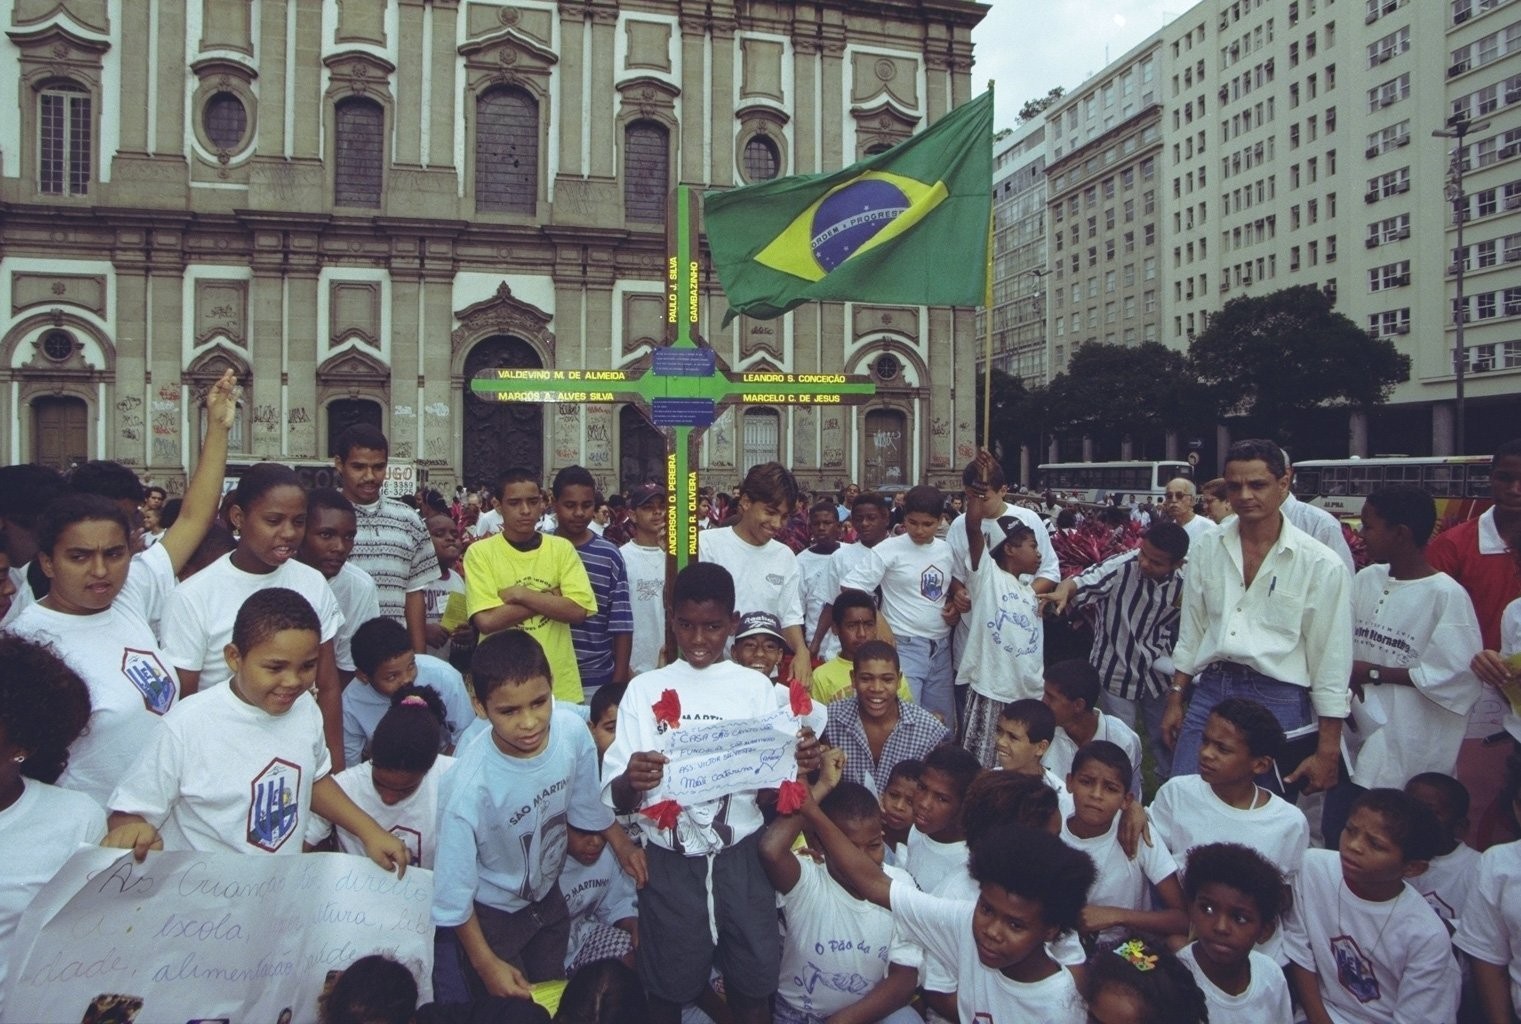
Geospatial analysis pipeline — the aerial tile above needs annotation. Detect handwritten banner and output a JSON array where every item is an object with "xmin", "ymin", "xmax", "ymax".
[
  {"xmin": 660, "ymin": 706, "xmax": 799, "ymax": 804},
  {"xmin": 4, "ymin": 849, "xmax": 433, "ymax": 1024}
]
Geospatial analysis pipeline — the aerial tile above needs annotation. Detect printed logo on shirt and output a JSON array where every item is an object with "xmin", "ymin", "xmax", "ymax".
[
  {"xmin": 1420, "ymin": 890, "xmax": 1455, "ymax": 921},
  {"xmin": 1330, "ymin": 934, "xmax": 1381, "ymax": 1004},
  {"xmin": 920, "ymin": 565, "xmax": 945, "ymax": 602},
  {"xmin": 391, "ymin": 824, "xmax": 422, "ymax": 866},
  {"xmin": 987, "ymin": 595, "xmax": 1041, "ymax": 657},
  {"xmin": 766, "ymin": 573, "xmax": 785, "ymax": 587},
  {"xmin": 121, "ymin": 648, "xmax": 176, "ymax": 716},
  {"xmin": 247, "ymin": 757, "xmax": 302, "ymax": 852},
  {"xmin": 635, "ymin": 577, "xmax": 664, "ymax": 601}
]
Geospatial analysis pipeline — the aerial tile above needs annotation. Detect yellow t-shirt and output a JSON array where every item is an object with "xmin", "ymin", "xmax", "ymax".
[
  {"xmin": 463, "ymin": 533, "xmax": 597, "ymax": 702},
  {"xmin": 810, "ymin": 655, "xmax": 915, "ymax": 705}
]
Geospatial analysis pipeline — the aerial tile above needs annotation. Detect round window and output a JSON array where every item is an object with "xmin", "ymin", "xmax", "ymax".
[
  {"xmin": 872, "ymin": 353, "xmax": 901, "ymax": 382},
  {"xmin": 42, "ymin": 330, "xmax": 74, "ymax": 362},
  {"xmin": 203, "ymin": 92, "xmax": 248, "ymax": 151},
  {"xmin": 743, "ymin": 135, "xmax": 780, "ymax": 182}
]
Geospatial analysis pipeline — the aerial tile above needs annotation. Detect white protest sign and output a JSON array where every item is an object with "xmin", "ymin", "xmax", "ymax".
[
  {"xmin": 4, "ymin": 848, "xmax": 433, "ymax": 1024},
  {"xmin": 659, "ymin": 705, "xmax": 799, "ymax": 804}
]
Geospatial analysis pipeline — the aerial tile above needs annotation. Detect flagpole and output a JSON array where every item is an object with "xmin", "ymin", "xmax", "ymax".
[{"xmin": 981, "ymin": 81, "xmax": 995, "ymax": 449}]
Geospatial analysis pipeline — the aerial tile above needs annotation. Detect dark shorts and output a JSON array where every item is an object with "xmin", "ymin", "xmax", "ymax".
[
  {"xmin": 637, "ymin": 832, "xmax": 780, "ymax": 1004},
  {"xmin": 460, "ymin": 884, "xmax": 569, "ymax": 1000}
]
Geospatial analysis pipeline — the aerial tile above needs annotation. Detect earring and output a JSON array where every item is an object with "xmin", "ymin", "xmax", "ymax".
[{"xmin": 11, "ymin": 755, "xmax": 24, "ymax": 764}]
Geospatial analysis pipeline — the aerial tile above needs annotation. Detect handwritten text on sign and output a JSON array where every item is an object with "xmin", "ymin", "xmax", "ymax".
[
  {"xmin": 4, "ymin": 849, "xmax": 433, "ymax": 1024},
  {"xmin": 660, "ymin": 706, "xmax": 799, "ymax": 804}
]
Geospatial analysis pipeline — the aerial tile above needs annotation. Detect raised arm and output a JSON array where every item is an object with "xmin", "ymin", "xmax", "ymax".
[
  {"xmin": 798, "ymin": 788, "xmax": 892, "ymax": 909},
  {"xmin": 158, "ymin": 369, "xmax": 236, "ymax": 573}
]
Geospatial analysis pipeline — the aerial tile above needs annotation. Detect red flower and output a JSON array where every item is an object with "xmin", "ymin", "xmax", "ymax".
[
  {"xmin": 788, "ymin": 678, "xmax": 813, "ymax": 717},
  {"xmin": 640, "ymin": 799, "xmax": 682, "ymax": 831},
  {"xmin": 653, "ymin": 689, "xmax": 681, "ymax": 729},
  {"xmin": 776, "ymin": 780, "xmax": 807, "ymax": 815}
]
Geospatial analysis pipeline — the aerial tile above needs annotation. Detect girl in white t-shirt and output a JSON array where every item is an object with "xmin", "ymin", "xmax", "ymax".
[
  {"xmin": 1176, "ymin": 843, "xmax": 1293, "ymax": 1024},
  {"xmin": 308, "ymin": 686, "xmax": 455, "ymax": 869},
  {"xmin": 105, "ymin": 588, "xmax": 407, "ymax": 875},
  {"xmin": 1083, "ymin": 936, "xmax": 1208, "ymax": 1024},
  {"xmin": 159, "ymin": 463, "xmax": 345, "ymax": 763},
  {"xmin": 800, "ymin": 801, "xmax": 1096, "ymax": 1024},
  {"xmin": 0, "ymin": 636, "xmax": 107, "ymax": 1018}
]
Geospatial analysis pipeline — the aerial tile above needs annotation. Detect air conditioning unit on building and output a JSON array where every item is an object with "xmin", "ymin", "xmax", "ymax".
[
  {"xmin": 1365, "ymin": 190, "xmax": 1379, "ymax": 203},
  {"xmin": 1365, "ymin": 146, "xmax": 1381, "ymax": 158},
  {"xmin": 1366, "ymin": 237, "xmax": 1381, "ymax": 248},
  {"xmin": 1395, "ymin": 227, "xmax": 1410, "ymax": 239},
  {"xmin": 1449, "ymin": 63, "xmax": 1468, "ymax": 77},
  {"xmin": 1394, "ymin": 274, "xmax": 1410, "ymax": 286},
  {"xmin": 1394, "ymin": 324, "xmax": 1410, "ymax": 334}
]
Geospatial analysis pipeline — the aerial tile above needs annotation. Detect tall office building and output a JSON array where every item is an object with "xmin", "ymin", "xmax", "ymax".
[
  {"xmin": 1029, "ymin": 0, "xmax": 1521, "ymax": 456},
  {"xmin": 983, "ymin": 119, "xmax": 1050, "ymax": 385}
]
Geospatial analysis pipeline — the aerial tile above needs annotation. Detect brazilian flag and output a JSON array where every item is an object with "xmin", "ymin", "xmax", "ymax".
[{"xmin": 704, "ymin": 90, "xmax": 993, "ymax": 324}]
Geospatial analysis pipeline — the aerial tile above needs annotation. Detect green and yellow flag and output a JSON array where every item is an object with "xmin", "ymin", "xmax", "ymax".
[{"xmin": 704, "ymin": 90, "xmax": 993, "ymax": 324}]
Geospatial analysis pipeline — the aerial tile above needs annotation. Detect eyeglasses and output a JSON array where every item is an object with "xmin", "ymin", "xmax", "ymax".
[{"xmin": 1163, "ymin": 491, "xmax": 1192, "ymax": 500}]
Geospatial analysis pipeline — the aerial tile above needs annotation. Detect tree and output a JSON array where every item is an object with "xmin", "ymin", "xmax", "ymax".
[
  {"xmin": 976, "ymin": 367, "xmax": 1046, "ymax": 463},
  {"xmin": 1017, "ymin": 87, "xmax": 1066, "ymax": 124},
  {"xmin": 1042, "ymin": 342, "xmax": 1205, "ymax": 449},
  {"xmin": 1188, "ymin": 285, "xmax": 1410, "ymax": 436}
]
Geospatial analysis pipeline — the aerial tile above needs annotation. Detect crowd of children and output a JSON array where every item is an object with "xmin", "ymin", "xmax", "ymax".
[{"xmin": 3, "ymin": 410, "xmax": 1521, "ymax": 1024}]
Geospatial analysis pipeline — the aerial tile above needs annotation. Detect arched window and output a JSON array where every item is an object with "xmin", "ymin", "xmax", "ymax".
[
  {"xmin": 39, "ymin": 82, "xmax": 91, "ymax": 195},
  {"xmin": 743, "ymin": 135, "xmax": 780, "ymax": 182},
  {"xmin": 476, "ymin": 87, "xmax": 538, "ymax": 213},
  {"xmin": 334, "ymin": 98, "xmax": 384, "ymax": 207},
  {"xmin": 742, "ymin": 408, "xmax": 781, "ymax": 472},
  {"xmin": 624, "ymin": 120, "xmax": 669, "ymax": 222}
]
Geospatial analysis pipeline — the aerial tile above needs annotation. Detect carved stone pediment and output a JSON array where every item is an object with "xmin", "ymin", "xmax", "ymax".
[
  {"xmin": 459, "ymin": 27, "xmax": 558, "ymax": 94},
  {"xmin": 8, "ymin": 21, "xmax": 110, "ymax": 87},
  {"xmin": 451, "ymin": 282, "xmax": 555, "ymax": 359},
  {"xmin": 322, "ymin": 51, "xmax": 397, "ymax": 98},
  {"xmin": 317, "ymin": 346, "xmax": 391, "ymax": 387},
  {"xmin": 617, "ymin": 76, "xmax": 680, "ymax": 125},
  {"xmin": 851, "ymin": 99, "xmax": 921, "ymax": 152}
]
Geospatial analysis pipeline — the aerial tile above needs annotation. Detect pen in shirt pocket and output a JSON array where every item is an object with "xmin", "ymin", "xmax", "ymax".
[{"xmin": 1269, "ymin": 575, "xmax": 1277, "ymax": 596}]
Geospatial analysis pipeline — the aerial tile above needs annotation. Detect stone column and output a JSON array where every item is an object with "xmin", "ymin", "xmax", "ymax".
[
  {"xmin": 1348, "ymin": 411, "xmax": 1369, "ymax": 458},
  {"xmin": 1431, "ymin": 404, "xmax": 1455, "ymax": 456}
]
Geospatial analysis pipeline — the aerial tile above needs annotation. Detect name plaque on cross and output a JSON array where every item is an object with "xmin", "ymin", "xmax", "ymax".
[{"xmin": 469, "ymin": 185, "xmax": 877, "ymax": 569}]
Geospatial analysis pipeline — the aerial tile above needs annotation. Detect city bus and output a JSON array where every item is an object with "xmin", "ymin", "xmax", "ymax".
[
  {"xmin": 1291, "ymin": 456, "xmax": 1493, "ymax": 522},
  {"xmin": 1036, "ymin": 460, "xmax": 1192, "ymax": 504}
]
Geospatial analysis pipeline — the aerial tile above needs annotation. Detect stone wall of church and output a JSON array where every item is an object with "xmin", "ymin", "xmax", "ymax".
[{"xmin": 0, "ymin": 0, "xmax": 985, "ymax": 495}]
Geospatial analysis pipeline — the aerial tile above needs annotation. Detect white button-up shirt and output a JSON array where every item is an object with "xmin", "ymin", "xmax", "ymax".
[{"xmin": 1173, "ymin": 514, "xmax": 1353, "ymax": 719}]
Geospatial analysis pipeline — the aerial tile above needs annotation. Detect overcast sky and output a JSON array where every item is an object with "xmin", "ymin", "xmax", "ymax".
[{"xmin": 972, "ymin": 1, "xmax": 1180, "ymax": 133}]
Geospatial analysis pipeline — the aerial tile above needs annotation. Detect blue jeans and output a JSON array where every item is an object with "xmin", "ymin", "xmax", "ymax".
[
  {"xmin": 896, "ymin": 634, "xmax": 955, "ymax": 728},
  {"xmin": 1172, "ymin": 662, "xmax": 1315, "ymax": 794},
  {"xmin": 1100, "ymin": 688, "xmax": 1173, "ymax": 781}
]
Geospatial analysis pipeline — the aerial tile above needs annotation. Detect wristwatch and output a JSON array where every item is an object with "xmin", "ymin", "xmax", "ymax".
[{"xmin": 1366, "ymin": 668, "xmax": 1381, "ymax": 684}]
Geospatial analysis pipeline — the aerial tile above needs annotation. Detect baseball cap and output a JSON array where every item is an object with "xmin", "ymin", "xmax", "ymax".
[
  {"xmin": 734, "ymin": 611, "xmax": 793, "ymax": 654},
  {"xmin": 628, "ymin": 483, "xmax": 667, "ymax": 508}
]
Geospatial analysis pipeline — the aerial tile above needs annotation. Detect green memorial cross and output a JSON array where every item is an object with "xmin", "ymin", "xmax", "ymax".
[{"xmin": 469, "ymin": 185, "xmax": 877, "ymax": 569}]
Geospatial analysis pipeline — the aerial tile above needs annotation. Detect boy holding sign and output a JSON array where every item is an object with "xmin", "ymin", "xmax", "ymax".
[{"xmin": 603, "ymin": 562, "xmax": 821, "ymax": 1024}]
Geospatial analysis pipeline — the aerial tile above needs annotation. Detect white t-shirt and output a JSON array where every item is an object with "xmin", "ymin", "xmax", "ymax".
[
  {"xmin": 306, "ymin": 756, "xmax": 455, "ymax": 869},
  {"xmin": 1418, "ymin": 842, "xmax": 1480, "ymax": 927},
  {"xmin": 619, "ymin": 540, "xmax": 667, "ymax": 676},
  {"xmin": 698, "ymin": 526, "xmax": 804, "ymax": 628},
  {"xmin": 797, "ymin": 547, "xmax": 841, "ymax": 661},
  {"xmin": 1043, "ymin": 710, "xmax": 1144, "ymax": 800},
  {"xmin": 1283, "ymin": 849, "xmax": 1460, "ymax": 1024},
  {"xmin": 956, "ymin": 553, "xmax": 1044, "ymax": 699},
  {"xmin": 1454, "ymin": 839, "xmax": 1521, "ymax": 1015},
  {"xmin": 0, "ymin": 781, "xmax": 106, "ymax": 1017},
  {"xmin": 1503, "ymin": 597, "xmax": 1521, "ymax": 742},
  {"xmin": 1176, "ymin": 943, "xmax": 1292, "ymax": 1024},
  {"xmin": 947, "ymin": 502, "xmax": 1061, "ymax": 657},
  {"xmin": 777, "ymin": 857, "xmax": 919, "ymax": 1017},
  {"xmin": 160, "ymin": 554, "xmax": 343, "ymax": 690},
  {"xmin": 902, "ymin": 826, "xmax": 969, "ymax": 892},
  {"xmin": 1179, "ymin": 514, "xmax": 1216, "ymax": 544},
  {"xmin": 561, "ymin": 843, "xmax": 639, "ymax": 937},
  {"xmin": 341, "ymin": 654, "xmax": 475, "ymax": 765},
  {"xmin": 421, "ymin": 570, "xmax": 467, "ymax": 661},
  {"xmin": 888, "ymin": 880, "xmax": 1086, "ymax": 1024},
  {"xmin": 433, "ymin": 707, "xmax": 612, "ymax": 925},
  {"xmin": 601, "ymin": 659, "xmax": 779, "ymax": 854},
  {"xmin": 109, "ymin": 683, "xmax": 332, "ymax": 855},
  {"xmin": 471, "ymin": 507, "xmax": 503, "ymax": 538},
  {"xmin": 7, "ymin": 597, "xmax": 180, "ymax": 808},
  {"xmin": 1346, "ymin": 566, "xmax": 1482, "ymax": 788},
  {"xmin": 1148, "ymin": 773, "xmax": 1309, "ymax": 963},
  {"xmin": 327, "ymin": 561, "xmax": 381, "ymax": 673},
  {"xmin": 1060, "ymin": 812, "xmax": 1180, "ymax": 945},
  {"xmin": 840, "ymin": 533, "xmax": 955, "ymax": 640},
  {"xmin": 0, "ymin": 562, "xmax": 34, "ymax": 629}
]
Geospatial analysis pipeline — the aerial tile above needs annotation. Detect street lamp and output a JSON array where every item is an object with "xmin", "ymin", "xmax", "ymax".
[{"xmin": 1433, "ymin": 113, "xmax": 1489, "ymax": 456}]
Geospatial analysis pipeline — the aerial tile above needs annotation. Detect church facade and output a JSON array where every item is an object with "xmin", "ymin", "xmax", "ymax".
[{"xmin": 0, "ymin": 0, "xmax": 986, "ymax": 495}]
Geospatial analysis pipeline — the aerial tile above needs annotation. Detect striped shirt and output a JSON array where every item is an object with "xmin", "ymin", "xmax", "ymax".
[
  {"xmin": 823, "ymin": 695, "xmax": 950, "ymax": 795},
  {"xmin": 343, "ymin": 497, "xmax": 439, "ymax": 625},
  {"xmin": 560, "ymin": 533, "xmax": 633, "ymax": 688},
  {"xmin": 1068, "ymin": 549, "xmax": 1184, "ymax": 700}
]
